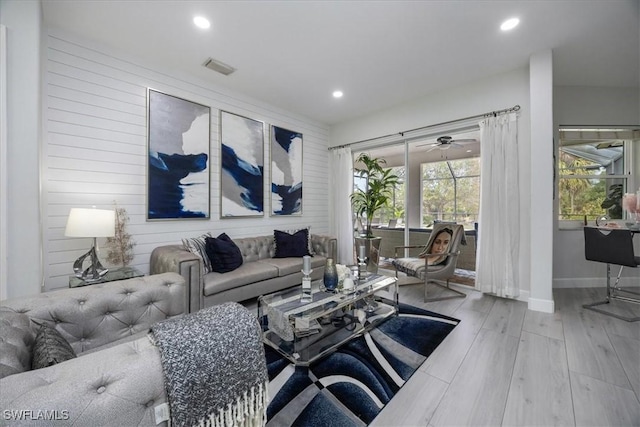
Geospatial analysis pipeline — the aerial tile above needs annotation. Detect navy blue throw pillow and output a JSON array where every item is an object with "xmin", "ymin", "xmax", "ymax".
[
  {"xmin": 274, "ymin": 229, "xmax": 311, "ymax": 258},
  {"xmin": 205, "ymin": 233, "xmax": 243, "ymax": 273}
]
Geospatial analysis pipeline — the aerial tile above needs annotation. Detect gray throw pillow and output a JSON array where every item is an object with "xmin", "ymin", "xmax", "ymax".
[
  {"xmin": 31, "ymin": 322, "xmax": 77, "ymax": 370},
  {"xmin": 182, "ymin": 232, "xmax": 214, "ymax": 274},
  {"xmin": 0, "ymin": 308, "xmax": 35, "ymax": 379}
]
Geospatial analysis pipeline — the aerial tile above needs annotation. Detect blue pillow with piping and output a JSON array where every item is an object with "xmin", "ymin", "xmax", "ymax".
[
  {"xmin": 205, "ymin": 233, "xmax": 243, "ymax": 273},
  {"xmin": 274, "ymin": 229, "xmax": 311, "ymax": 258}
]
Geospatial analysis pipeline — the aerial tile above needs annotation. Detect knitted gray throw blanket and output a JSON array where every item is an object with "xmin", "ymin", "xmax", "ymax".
[{"xmin": 150, "ymin": 302, "xmax": 268, "ymax": 427}]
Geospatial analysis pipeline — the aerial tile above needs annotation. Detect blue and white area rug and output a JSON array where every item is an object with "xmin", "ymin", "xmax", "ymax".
[{"xmin": 265, "ymin": 303, "xmax": 459, "ymax": 426}]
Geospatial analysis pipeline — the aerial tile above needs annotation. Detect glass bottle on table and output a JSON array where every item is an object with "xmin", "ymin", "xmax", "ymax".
[{"xmin": 323, "ymin": 258, "xmax": 338, "ymax": 292}]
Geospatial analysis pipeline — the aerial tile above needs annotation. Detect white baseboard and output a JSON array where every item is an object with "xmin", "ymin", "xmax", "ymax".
[
  {"xmin": 553, "ymin": 277, "xmax": 640, "ymax": 289},
  {"xmin": 456, "ymin": 284, "xmax": 533, "ymax": 307},
  {"xmin": 528, "ymin": 297, "xmax": 555, "ymax": 313}
]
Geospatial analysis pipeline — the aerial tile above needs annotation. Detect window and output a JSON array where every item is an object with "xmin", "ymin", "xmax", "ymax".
[
  {"xmin": 558, "ymin": 128, "xmax": 638, "ymax": 222},
  {"xmin": 421, "ymin": 158, "xmax": 480, "ymax": 229}
]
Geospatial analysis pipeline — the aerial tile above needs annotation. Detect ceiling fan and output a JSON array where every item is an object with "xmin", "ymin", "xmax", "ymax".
[{"xmin": 417, "ymin": 136, "xmax": 478, "ymax": 152}]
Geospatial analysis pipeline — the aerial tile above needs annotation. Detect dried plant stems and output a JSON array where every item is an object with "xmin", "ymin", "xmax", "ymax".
[{"xmin": 105, "ymin": 203, "xmax": 136, "ymax": 266}]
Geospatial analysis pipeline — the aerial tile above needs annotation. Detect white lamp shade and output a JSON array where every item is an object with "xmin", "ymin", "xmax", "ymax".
[{"xmin": 65, "ymin": 208, "xmax": 115, "ymax": 238}]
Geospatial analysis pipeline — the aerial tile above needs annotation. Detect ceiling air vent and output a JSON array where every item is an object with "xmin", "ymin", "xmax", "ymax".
[{"xmin": 203, "ymin": 57, "xmax": 236, "ymax": 76}]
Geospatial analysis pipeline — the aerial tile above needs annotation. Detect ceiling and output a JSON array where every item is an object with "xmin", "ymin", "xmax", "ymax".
[{"xmin": 41, "ymin": 0, "xmax": 639, "ymax": 125}]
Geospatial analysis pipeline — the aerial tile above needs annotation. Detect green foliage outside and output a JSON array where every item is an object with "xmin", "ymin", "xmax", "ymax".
[
  {"xmin": 557, "ymin": 153, "xmax": 622, "ymax": 220},
  {"xmin": 378, "ymin": 167, "xmax": 405, "ymax": 224},
  {"xmin": 421, "ymin": 158, "xmax": 480, "ymax": 229}
]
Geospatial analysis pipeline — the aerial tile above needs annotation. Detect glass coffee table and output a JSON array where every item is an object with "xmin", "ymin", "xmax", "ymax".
[{"xmin": 258, "ymin": 274, "xmax": 398, "ymax": 366}]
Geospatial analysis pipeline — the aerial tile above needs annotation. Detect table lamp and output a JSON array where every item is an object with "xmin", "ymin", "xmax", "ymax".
[{"xmin": 65, "ymin": 208, "xmax": 115, "ymax": 282}]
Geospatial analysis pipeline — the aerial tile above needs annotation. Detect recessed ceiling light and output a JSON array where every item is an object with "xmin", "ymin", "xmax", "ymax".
[
  {"xmin": 193, "ymin": 16, "xmax": 211, "ymax": 29},
  {"xmin": 332, "ymin": 90, "xmax": 343, "ymax": 98},
  {"xmin": 500, "ymin": 17, "xmax": 519, "ymax": 31}
]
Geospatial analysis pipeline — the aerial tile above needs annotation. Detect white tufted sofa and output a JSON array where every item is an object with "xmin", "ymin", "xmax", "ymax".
[
  {"xmin": 151, "ymin": 234, "xmax": 337, "ymax": 312},
  {"xmin": 0, "ymin": 272, "xmax": 186, "ymax": 426}
]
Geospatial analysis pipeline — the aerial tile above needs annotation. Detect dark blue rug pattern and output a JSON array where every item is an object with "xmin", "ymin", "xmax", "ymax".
[{"xmin": 265, "ymin": 303, "xmax": 459, "ymax": 426}]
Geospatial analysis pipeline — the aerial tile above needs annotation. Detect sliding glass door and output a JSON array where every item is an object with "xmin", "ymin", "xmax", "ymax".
[{"xmin": 353, "ymin": 127, "xmax": 481, "ymax": 274}]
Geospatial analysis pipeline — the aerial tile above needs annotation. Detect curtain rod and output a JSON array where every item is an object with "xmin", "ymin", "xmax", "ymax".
[{"xmin": 329, "ymin": 104, "xmax": 520, "ymax": 150}]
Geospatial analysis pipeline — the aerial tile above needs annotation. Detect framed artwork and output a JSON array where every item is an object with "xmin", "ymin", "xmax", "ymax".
[
  {"xmin": 270, "ymin": 125, "xmax": 303, "ymax": 216},
  {"xmin": 147, "ymin": 89, "xmax": 211, "ymax": 220},
  {"xmin": 220, "ymin": 111, "xmax": 265, "ymax": 217}
]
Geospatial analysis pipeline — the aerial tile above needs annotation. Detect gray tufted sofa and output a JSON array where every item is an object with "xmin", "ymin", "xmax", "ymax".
[
  {"xmin": 150, "ymin": 233, "xmax": 337, "ymax": 312},
  {"xmin": 0, "ymin": 272, "xmax": 186, "ymax": 426}
]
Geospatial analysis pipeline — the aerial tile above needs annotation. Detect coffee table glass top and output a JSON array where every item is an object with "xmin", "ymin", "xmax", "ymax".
[{"xmin": 258, "ymin": 274, "xmax": 398, "ymax": 366}]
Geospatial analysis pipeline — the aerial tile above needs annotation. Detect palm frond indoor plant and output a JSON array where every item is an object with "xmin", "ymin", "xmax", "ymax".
[{"xmin": 350, "ymin": 153, "xmax": 399, "ymax": 271}]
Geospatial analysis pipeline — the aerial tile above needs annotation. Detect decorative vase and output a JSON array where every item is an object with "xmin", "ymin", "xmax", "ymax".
[{"xmin": 323, "ymin": 258, "xmax": 338, "ymax": 291}]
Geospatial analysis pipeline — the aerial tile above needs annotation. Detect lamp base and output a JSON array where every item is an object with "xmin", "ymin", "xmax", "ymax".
[{"xmin": 73, "ymin": 245, "xmax": 108, "ymax": 283}]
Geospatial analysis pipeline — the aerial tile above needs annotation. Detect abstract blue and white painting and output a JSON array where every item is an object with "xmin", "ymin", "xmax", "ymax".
[
  {"xmin": 270, "ymin": 126, "xmax": 302, "ymax": 216},
  {"xmin": 220, "ymin": 111, "xmax": 264, "ymax": 217},
  {"xmin": 147, "ymin": 89, "xmax": 210, "ymax": 220}
]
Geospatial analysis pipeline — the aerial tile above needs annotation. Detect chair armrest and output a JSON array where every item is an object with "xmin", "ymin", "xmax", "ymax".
[
  {"xmin": 394, "ymin": 245, "xmax": 424, "ymax": 257},
  {"xmin": 394, "ymin": 247, "xmax": 461, "ymax": 263},
  {"xmin": 150, "ymin": 245, "xmax": 201, "ymax": 313}
]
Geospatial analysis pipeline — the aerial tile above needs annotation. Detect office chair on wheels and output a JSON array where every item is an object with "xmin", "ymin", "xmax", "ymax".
[{"xmin": 582, "ymin": 226, "xmax": 640, "ymax": 322}]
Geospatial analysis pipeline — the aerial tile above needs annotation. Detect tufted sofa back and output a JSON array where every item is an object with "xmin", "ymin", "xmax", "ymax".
[
  {"xmin": 233, "ymin": 235, "xmax": 276, "ymax": 262},
  {"xmin": 231, "ymin": 234, "xmax": 337, "ymax": 263},
  {"xmin": 0, "ymin": 273, "xmax": 186, "ymax": 360}
]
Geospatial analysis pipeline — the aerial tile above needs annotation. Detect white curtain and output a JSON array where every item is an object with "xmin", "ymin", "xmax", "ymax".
[
  {"xmin": 476, "ymin": 113, "xmax": 520, "ymax": 298},
  {"xmin": 329, "ymin": 147, "xmax": 354, "ymax": 265}
]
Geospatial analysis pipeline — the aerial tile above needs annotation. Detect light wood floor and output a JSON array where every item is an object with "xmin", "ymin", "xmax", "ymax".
[{"xmin": 370, "ymin": 282, "xmax": 640, "ymax": 427}]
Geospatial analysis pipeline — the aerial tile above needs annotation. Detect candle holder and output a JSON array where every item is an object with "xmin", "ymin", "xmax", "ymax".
[
  {"xmin": 301, "ymin": 270, "xmax": 313, "ymax": 302},
  {"xmin": 357, "ymin": 255, "xmax": 368, "ymax": 282},
  {"xmin": 301, "ymin": 255, "xmax": 313, "ymax": 302}
]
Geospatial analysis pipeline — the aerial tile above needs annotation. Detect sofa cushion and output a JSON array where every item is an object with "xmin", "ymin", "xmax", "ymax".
[
  {"xmin": 31, "ymin": 322, "xmax": 77, "ymax": 369},
  {"xmin": 0, "ymin": 308, "xmax": 35, "ymax": 379},
  {"xmin": 274, "ymin": 229, "xmax": 311, "ymax": 258},
  {"xmin": 257, "ymin": 258, "xmax": 303, "ymax": 277},
  {"xmin": 259, "ymin": 255, "xmax": 328, "ymax": 277},
  {"xmin": 205, "ymin": 233, "xmax": 243, "ymax": 273},
  {"xmin": 203, "ymin": 262, "xmax": 279, "ymax": 296},
  {"xmin": 182, "ymin": 233, "xmax": 213, "ymax": 273}
]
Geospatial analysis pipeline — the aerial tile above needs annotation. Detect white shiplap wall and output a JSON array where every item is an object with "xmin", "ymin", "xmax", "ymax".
[{"xmin": 43, "ymin": 30, "xmax": 330, "ymax": 290}]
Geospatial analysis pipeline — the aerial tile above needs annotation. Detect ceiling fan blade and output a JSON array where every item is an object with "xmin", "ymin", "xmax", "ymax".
[
  {"xmin": 415, "ymin": 141, "xmax": 439, "ymax": 148},
  {"xmin": 425, "ymin": 145, "xmax": 440, "ymax": 153},
  {"xmin": 596, "ymin": 140, "xmax": 623, "ymax": 149},
  {"xmin": 450, "ymin": 138, "xmax": 477, "ymax": 143}
]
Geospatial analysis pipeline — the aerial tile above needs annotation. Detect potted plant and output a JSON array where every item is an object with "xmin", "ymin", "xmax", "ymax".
[
  {"xmin": 601, "ymin": 183, "xmax": 623, "ymax": 219},
  {"xmin": 390, "ymin": 205, "xmax": 405, "ymax": 227},
  {"xmin": 350, "ymin": 153, "xmax": 400, "ymax": 272}
]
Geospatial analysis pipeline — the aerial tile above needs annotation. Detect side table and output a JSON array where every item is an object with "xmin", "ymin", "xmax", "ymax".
[{"xmin": 69, "ymin": 266, "xmax": 144, "ymax": 288}]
